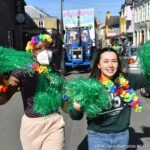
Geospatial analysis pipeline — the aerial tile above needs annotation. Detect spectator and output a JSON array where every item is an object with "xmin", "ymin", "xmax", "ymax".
[{"xmin": 0, "ymin": 33, "xmax": 65, "ymax": 150}]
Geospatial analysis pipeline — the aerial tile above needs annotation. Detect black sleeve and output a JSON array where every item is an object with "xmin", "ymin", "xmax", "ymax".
[
  {"xmin": 124, "ymin": 73, "xmax": 150, "ymax": 90},
  {"xmin": 11, "ymin": 69, "xmax": 22, "ymax": 80},
  {"xmin": 69, "ymin": 109, "xmax": 84, "ymax": 120}
]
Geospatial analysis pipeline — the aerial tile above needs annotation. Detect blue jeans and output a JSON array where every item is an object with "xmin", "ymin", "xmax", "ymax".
[{"xmin": 88, "ymin": 129, "xmax": 129, "ymax": 150}]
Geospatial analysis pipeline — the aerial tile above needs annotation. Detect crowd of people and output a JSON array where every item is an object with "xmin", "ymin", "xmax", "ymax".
[
  {"xmin": 0, "ymin": 33, "xmax": 150, "ymax": 150},
  {"xmin": 104, "ymin": 38, "xmax": 133, "ymax": 56}
]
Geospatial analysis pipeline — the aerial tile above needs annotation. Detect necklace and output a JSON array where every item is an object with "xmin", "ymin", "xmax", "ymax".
[
  {"xmin": 31, "ymin": 63, "xmax": 49, "ymax": 74},
  {"xmin": 99, "ymin": 73, "xmax": 142, "ymax": 112}
]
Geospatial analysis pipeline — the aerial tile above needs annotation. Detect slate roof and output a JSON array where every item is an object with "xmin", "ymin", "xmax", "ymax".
[
  {"xmin": 134, "ymin": 0, "xmax": 144, "ymax": 3},
  {"xmin": 134, "ymin": 0, "xmax": 146, "ymax": 5},
  {"xmin": 125, "ymin": 0, "xmax": 133, "ymax": 5},
  {"xmin": 25, "ymin": 5, "xmax": 52, "ymax": 19}
]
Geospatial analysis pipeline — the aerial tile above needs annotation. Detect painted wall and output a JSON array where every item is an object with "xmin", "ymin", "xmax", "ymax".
[{"xmin": 63, "ymin": 8, "xmax": 95, "ymax": 43}]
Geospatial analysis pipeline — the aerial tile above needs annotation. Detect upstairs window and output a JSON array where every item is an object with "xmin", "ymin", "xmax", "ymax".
[{"xmin": 38, "ymin": 21, "xmax": 44, "ymax": 28}]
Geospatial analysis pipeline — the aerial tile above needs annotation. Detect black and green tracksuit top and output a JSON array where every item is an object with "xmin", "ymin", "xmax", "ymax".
[{"xmin": 69, "ymin": 73, "xmax": 150, "ymax": 133}]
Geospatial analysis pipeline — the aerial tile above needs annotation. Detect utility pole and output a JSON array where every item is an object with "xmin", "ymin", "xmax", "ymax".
[
  {"xmin": 60, "ymin": 0, "xmax": 65, "ymax": 73},
  {"xmin": 60, "ymin": 0, "xmax": 64, "ymax": 42}
]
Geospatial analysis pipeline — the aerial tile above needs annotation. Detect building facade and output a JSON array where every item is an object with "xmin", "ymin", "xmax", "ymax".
[
  {"xmin": 133, "ymin": 0, "xmax": 150, "ymax": 46},
  {"xmin": 0, "ymin": 1, "xmax": 60, "ymax": 50},
  {"xmin": 23, "ymin": 6, "xmax": 60, "ymax": 49},
  {"xmin": 120, "ymin": 0, "xmax": 134, "ymax": 37},
  {"xmin": 0, "ymin": 0, "xmax": 26, "ymax": 49}
]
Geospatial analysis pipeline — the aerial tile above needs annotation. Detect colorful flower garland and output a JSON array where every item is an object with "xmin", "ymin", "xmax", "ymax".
[
  {"xmin": 31, "ymin": 63, "xmax": 49, "ymax": 74},
  {"xmin": 25, "ymin": 34, "xmax": 53, "ymax": 52},
  {"xmin": 99, "ymin": 74, "xmax": 142, "ymax": 112}
]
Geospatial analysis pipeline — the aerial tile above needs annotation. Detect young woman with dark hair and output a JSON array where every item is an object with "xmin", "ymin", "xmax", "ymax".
[{"xmin": 69, "ymin": 47, "xmax": 149, "ymax": 150}]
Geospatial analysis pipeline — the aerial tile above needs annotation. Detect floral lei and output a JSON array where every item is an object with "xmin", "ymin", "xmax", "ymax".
[
  {"xmin": 31, "ymin": 63, "xmax": 49, "ymax": 74},
  {"xmin": 99, "ymin": 73, "xmax": 142, "ymax": 112}
]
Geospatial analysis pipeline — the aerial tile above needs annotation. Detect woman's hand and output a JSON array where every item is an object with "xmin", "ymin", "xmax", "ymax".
[
  {"xmin": 73, "ymin": 101, "xmax": 82, "ymax": 111},
  {"xmin": 0, "ymin": 75, "xmax": 19, "ymax": 105},
  {"xmin": 0, "ymin": 74, "xmax": 8, "ymax": 93}
]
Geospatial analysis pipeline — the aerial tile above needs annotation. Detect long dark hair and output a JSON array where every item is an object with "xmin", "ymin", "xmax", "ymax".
[{"xmin": 90, "ymin": 47, "xmax": 122, "ymax": 80}]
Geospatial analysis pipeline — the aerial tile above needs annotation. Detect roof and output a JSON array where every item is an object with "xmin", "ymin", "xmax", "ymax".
[
  {"xmin": 125, "ymin": 0, "xmax": 133, "ymax": 5},
  {"xmin": 134, "ymin": 0, "xmax": 142, "ymax": 2},
  {"xmin": 134, "ymin": 0, "xmax": 146, "ymax": 6},
  {"xmin": 105, "ymin": 16, "xmax": 120, "ymax": 27},
  {"xmin": 25, "ymin": 5, "xmax": 52, "ymax": 19}
]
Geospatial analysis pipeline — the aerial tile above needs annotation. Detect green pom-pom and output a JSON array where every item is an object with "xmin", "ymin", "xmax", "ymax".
[
  {"xmin": 33, "ymin": 72, "xmax": 64, "ymax": 116},
  {"xmin": 139, "ymin": 41, "xmax": 150, "ymax": 76},
  {"xmin": 64, "ymin": 77, "xmax": 110, "ymax": 119},
  {"xmin": 0, "ymin": 46, "xmax": 34, "ymax": 73}
]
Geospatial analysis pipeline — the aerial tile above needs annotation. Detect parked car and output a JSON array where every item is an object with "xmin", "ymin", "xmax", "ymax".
[
  {"xmin": 120, "ymin": 46, "xmax": 150, "ymax": 98},
  {"xmin": 140, "ymin": 87, "xmax": 150, "ymax": 98},
  {"xmin": 120, "ymin": 46, "xmax": 141, "ymax": 74}
]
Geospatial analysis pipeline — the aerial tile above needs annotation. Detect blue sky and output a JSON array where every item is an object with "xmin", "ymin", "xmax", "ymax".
[{"xmin": 25, "ymin": 0, "xmax": 125, "ymax": 23}]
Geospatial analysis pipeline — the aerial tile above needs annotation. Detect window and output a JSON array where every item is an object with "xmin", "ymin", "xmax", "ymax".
[{"xmin": 38, "ymin": 21, "xmax": 44, "ymax": 28}]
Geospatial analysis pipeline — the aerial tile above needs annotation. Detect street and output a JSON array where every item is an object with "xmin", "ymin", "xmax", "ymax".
[
  {"xmin": 0, "ymin": 0, "xmax": 150, "ymax": 149},
  {"xmin": 0, "ymin": 72, "xmax": 150, "ymax": 150}
]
